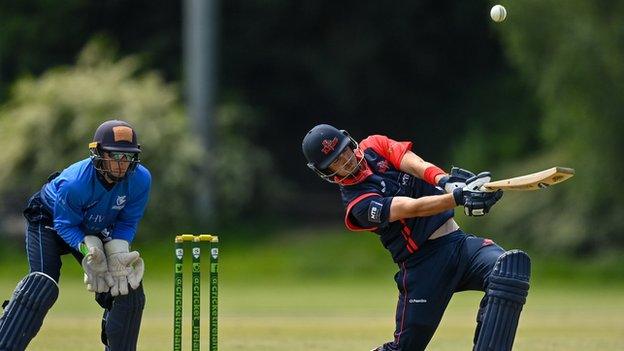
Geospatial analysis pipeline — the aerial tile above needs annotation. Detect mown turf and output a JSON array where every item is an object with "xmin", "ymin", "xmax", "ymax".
[
  {"xmin": 7, "ymin": 279, "xmax": 623, "ymax": 351},
  {"xmin": 1, "ymin": 229, "xmax": 623, "ymax": 350}
]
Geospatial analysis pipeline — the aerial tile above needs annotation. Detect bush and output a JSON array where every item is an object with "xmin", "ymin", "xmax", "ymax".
[
  {"xmin": 459, "ymin": 1, "xmax": 624, "ymax": 255},
  {"xmin": 0, "ymin": 40, "xmax": 203, "ymax": 237}
]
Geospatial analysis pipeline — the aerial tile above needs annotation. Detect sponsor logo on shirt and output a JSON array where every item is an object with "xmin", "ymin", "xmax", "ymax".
[
  {"xmin": 87, "ymin": 214, "xmax": 105, "ymax": 223},
  {"xmin": 401, "ymin": 174, "xmax": 411, "ymax": 186},
  {"xmin": 112, "ymin": 195, "xmax": 127, "ymax": 210},
  {"xmin": 409, "ymin": 299, "xmax": 428, "ymax": 304},
  {"xmin": 368, "ymin": 200, "xmax": 383, "ymax": 223},
  {"xmin": 100, "ymin": 228, "xmax": 112, "ymax": 241}
]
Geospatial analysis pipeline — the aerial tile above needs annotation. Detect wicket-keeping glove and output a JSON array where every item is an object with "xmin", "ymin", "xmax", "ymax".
[
  {"xmin": 80, "ymin": 236, "xmax": 114, "ymax": 293},
  {"xmin": 104, "ymin": 239, "xmax": 145, "ymax": 296}
]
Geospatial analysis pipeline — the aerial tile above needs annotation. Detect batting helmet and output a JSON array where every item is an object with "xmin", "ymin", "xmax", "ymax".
[{"xmin": 302, "ymin": 124, "xmax": 357, "ymax": 181}]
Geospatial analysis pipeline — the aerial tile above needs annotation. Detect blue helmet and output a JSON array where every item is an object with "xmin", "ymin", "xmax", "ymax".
[
  {"xmin": 88, "ymin": 119, "xmax": 141, "ymax": 182},
  {"xmin": 302, "ymin": 124, "xmax": 357, "ymax": 181}
]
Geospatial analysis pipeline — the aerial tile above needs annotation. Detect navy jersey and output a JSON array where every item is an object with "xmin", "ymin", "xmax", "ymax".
[
  {"xmin": 40, "ymin": 158, "xmax": 151, "ymax": 249},
  {"xmin": 339, "ymin": 135, "xmax": 453, "ymax": 263}
]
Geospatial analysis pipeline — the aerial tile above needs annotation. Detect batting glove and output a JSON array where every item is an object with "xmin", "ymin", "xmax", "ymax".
[
  {"xmin": 437, "ymin": 167, "xmax": 477, "ymax": 193},
  {"xmin": 452, "ymin": 172, "xmax": 503, "ymax": 216}
]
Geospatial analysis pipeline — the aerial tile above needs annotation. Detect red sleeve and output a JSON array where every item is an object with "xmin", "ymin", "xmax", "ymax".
[
  {"xmin": 359, "ymin": 135, "xmax": 412, "ymax": 169},
  {"xmin": 344, "ymin": 193, "xmax": 382, "ymax": 231}
]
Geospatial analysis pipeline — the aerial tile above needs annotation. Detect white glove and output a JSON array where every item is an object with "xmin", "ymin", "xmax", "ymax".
[
  {"xmin": 104, "ymin": 239, "xmax": 145, "ymax": 296},
  {"xmin": 455, "ymin": 171, "xmax": 497, "ymax": 217},
  {"xmin": 463, "ymin": 172, "xmax": 492, "ymax": 192},
  {"xmin": 437, "ymin": 167, "xmax": 477, "ymax": 193},
  {"xmin": 81, "ymin": 236, "xmax": 114, "ymax": 293}
]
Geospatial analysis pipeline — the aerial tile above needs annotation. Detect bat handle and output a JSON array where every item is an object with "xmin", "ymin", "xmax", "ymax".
[{"xmin": 480, "ymin": 185, "xmax": 496, "ymax": 192}]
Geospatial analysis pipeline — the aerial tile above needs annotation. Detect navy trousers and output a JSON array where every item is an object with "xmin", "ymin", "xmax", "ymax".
[
  {"xmin": 21, "ymin": 191, "xmax": 144, "ymax": 350},
  {"xmin": 391, "ymin": 230, "xmax": 505, "ymax": 351},
  {"xmin": 23, "ymin": 191, "xmax": 84, "ymax": 282}
]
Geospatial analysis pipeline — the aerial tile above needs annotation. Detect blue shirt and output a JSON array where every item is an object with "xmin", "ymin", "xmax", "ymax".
[{"xmin": 40, "ymin": 158, "xmax": 151, "ymax": 249}]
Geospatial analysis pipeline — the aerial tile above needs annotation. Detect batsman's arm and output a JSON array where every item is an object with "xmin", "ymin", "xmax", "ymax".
[
  {"xmin": 399, "ymin": 151, "xmax": 447, "ymax": 185},
  {"xmin": 388, "ymin": 194, "xmax": 456, "ymax": 221}
]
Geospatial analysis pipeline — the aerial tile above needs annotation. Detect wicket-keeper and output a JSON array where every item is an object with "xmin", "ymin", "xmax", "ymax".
[{"xmin": 0, "ymin": 120, "xmax": 151, "ymax": 351}]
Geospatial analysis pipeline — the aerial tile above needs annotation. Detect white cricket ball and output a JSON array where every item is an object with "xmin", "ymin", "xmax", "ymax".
[{"xmin": 490, "ymin": 5, "xmax": 507, "ymax": 23}]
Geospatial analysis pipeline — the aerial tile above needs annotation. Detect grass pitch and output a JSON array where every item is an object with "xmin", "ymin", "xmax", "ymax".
[
  {"xmin": 1, "ymin": 230, "xmax": 623, "ymax": 350},
  {"xmin": 2, "ymin": 267, "xmax": 622, "ymax": 350}
]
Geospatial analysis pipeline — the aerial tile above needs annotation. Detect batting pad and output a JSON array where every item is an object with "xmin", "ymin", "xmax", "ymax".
[
  {"xmin": 474, "ymin": 250, "xmax": 530, "ymax": 351},
  {"xmin": 0, "ymin": 272, "xmax": 59, "ymax": 351}
]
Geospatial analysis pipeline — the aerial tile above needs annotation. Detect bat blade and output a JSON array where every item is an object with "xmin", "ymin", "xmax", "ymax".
[{"xmin": 483, "ymin": 167, "xmax": 575, "ymax": 191}]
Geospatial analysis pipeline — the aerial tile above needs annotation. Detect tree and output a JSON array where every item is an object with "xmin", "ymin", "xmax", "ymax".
[
  {"xmin": 0, "ymin": 40, "xmax": 203, "ymax": 237},
  {"xmin": 467, "ymin": 1, "xmax": 624, "ymax": 255}
]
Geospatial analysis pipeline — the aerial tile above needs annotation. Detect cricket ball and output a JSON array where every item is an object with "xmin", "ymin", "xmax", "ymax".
[{"xmin": 490, "ymin": 5, "xmax": 507, "ymax": 23}]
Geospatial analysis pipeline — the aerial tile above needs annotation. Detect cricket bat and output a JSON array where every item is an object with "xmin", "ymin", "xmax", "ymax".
[{"xmin": 482, "ymin": 167, "xmax": 575, "ymax": 191}]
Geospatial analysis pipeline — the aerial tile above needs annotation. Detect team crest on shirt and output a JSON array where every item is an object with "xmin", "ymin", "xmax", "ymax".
[
  {"xmin": 112, "ymin": 195, "xmax": 127, "ymax": 210},
  {"xmin": 377, "ymin": 160, "xmax": 389, "ymax": 173}
]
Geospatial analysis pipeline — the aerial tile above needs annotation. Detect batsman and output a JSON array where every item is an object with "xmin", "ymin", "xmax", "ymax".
[
  {"xmin": 302, "ymin": 124, "xmax": 531, "ymax": 351},
  {"xmin": 0, "ymin": 120, "xmax": 151, "ymax": 351}
]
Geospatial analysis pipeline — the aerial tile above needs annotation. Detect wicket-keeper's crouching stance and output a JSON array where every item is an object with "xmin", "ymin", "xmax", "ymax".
[
  {"xmin": 302, "ymin": 124, "xmax": 531, "ymax": 351},
  {"xmin": 0, "ymin": 120, "xmax": 151, "ymax": 351}
]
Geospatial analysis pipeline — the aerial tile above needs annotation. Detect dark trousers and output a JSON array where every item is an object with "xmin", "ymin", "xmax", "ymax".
[
  {"xmin": 23, "ymin": 191, "xmax": 83, "ymax": 281},
  {"xmin": 21, "ymin": 191, "xmax": 144, "ymax": 350},
  {"xmin": 392, "ymin": 230, "xmax": 505, "ymax": 351}
]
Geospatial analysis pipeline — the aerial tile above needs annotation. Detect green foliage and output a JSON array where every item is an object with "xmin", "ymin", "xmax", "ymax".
[
  {"xmin": 0, "ymin": 1, "xmax": 182, "ymax": 98},
  {"xmin": 0, "ymin": 39, "xmax": 284, "ymax": 235},
  {"xmin": 462, "ymin": 1, "xmax": 624, "ymax": 254},
  {"xmin": 0, "ymin": 39, "xmax": 203, "ymax": 235},
  {"xmin": 211, "ymin": 102, "xmax": 289, "ymax": 221}
]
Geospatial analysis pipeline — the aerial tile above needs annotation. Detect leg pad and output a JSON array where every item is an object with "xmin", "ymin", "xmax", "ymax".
[
  {"xmin": 0, "ymin": 272, "xmax": 59, "ymax": 351},
  {"xmin": 474, "ymin": 250, "xmax": 530, "ymax": 351}
]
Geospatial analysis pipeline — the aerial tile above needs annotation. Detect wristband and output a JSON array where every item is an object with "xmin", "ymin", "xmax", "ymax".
[
  {"xmin": 423, "ymin": 166, "xmax": 446, "ymax": 186},
  {"xmin": 79, "ymin": 242, "xmax": 89, "ymax": 256}
]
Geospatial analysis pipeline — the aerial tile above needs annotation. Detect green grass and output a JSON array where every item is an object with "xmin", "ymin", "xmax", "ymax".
[{"xmin": 1, "ymin": 228, "xmax": 623, "ymax": 350}]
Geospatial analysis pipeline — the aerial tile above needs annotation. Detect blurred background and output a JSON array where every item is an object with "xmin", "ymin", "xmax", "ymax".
[{"xmin": 0, "ymin": 1, "xmax": 623, "ymax": 350}]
